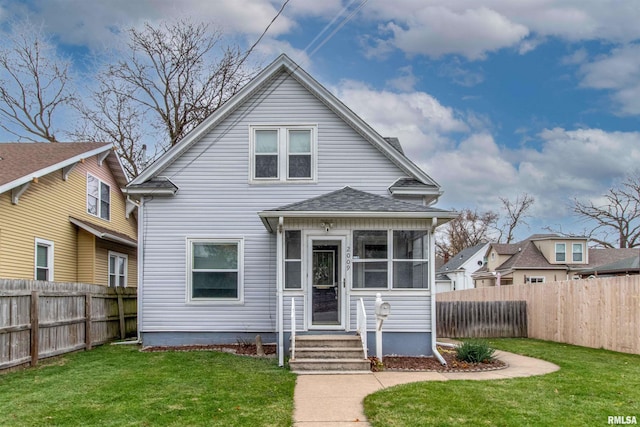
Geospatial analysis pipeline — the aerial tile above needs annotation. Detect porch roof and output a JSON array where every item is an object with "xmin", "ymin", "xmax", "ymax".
[
  {"xmin": 258, "ymin": 186, "xmax": 456, "ymax": 232},
  {"xmin": 69, "ymin": 217, "xmax": 137, "ymax": 247}
]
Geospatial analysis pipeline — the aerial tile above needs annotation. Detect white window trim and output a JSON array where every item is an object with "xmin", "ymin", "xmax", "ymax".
[
  {"xmin": 86, "ymin": 173, "xmax": 111, "ymax": 221},
  {"xmin": 186, "ymin": 237, "xmax": 244, "ymax": 304},
  {"xmin": 249, "ymin": 125, "xmax": 317, "ymax": 184},
  {"xmin": 34, "ymin": 238, "xmax": 54, "ymax": 281},
  {"xmin": 572, "ymin": 243, "xmax": 584, "ymax": 262},
  {"xmin": 108, "ymin": 251, "xmax": 128, "ymax": 288},
  {"xmin": 555, "ymin": 243, "xmax": 566, "ymax": 262},
  {"xmin": 526, "ymin": 276, "xmax": 546, "ymax": 284},
  {"xmin": 352, "ymin": 230, "xmax": 430, "ymax": 290}
]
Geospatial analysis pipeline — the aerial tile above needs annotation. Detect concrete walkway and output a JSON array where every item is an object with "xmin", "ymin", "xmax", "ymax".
[{"xmin": 292, "ymin": 350, "xmax": 560, "ymax": 426}]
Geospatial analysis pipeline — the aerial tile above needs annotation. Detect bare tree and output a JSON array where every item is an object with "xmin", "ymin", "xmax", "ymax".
[
  {"xmin": 104, "ymin": 20, "xmax": 254, "ymax": 148},
  {"xmin": 572, "ymin": 172, "xmax": 640, "ymax": 248},
  {"xmin": 436, "ymin": 208, "xmax": 499, "ymax": 260},
  {"xmin": 0, "ymin": 21, "xmax": 76, "ymax": 142},
  {"xmin": 496, "ymin": 193, "xmax": 535, "ymax": 243},
  {"xmin": 72, "ymin": 79, "xmax": 151, "ymax": 178}
]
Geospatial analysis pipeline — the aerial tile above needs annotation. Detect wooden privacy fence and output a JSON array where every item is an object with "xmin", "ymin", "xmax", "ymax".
[
  {"xmin": 437, "ymin": 300, "xmax": 527, "ymax": 338},
  {"xmin": 437, "ymin": 275, "xmax": 640, "ymax": 355},
  {"xmin": 0, "ymin": 279, "xmax": 137, "ymax": 371}
]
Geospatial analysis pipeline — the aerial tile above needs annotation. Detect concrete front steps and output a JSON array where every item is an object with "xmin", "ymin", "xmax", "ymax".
[{"xmin": 289, "ymin": 334, "xmax": 371, "ymax": 374}]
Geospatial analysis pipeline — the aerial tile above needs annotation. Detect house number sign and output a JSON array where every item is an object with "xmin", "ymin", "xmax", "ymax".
[{"xmin": 346, "ymin": 246, "xmax": 351, "ymax": 271}]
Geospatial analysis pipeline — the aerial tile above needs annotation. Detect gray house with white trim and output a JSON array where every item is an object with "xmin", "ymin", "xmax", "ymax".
[{"xmin": 126, "ymin": 54, "xmax": 456, "ymax": 365}]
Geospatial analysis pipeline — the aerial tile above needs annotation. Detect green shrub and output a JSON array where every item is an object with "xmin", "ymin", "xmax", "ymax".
[{"xmin": 455, "ymin": 340, "xmax": 495, "ymax": 363}]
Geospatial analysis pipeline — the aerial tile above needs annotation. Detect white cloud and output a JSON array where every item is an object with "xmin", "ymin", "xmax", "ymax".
[
  {"xmin": 374, "ymin": 6, "xmax": 529, "ymax": 60},
  {"xmin": 578, "ymin": 44, "xmax": 640, "ymax": 115},
  {"xmin": 332, "ymin": 80, "xmax": 469, "ymax": 156},
  {"xmin": 386, "ymin": 66, "xmax": 418, "ymax": 92}
]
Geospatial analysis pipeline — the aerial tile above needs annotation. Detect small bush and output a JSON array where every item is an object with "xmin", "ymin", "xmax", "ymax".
[{"xmin": 455, "ymin": 340, "xmax": 495, "ymax": 363}]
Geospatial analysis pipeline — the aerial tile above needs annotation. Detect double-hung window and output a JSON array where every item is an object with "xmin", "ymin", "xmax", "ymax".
[
  {"xmin": 35, "ymin": 238, "xmax": 54, "ymax": 281},
  {"xmin": 251, "ymin": 126, "xmax": 316, "ymax": 182},
  {"xmin": 572, "ymin": 243, "xmax": 583, "ymax": 262},
  {"xmin": 188, "ymin": 238, "xmax": 243, "ymax": 302},
  {"xmin": 109, "ymin": 252, "xmax": 127, "ymax": 287},
  {"xmin": 352, "ymin": 230, "xmax": 429, "ymax": 289},
  {"xmin": 87, "ymin": 174, "xmax": 110, "ymax": 220},
  {"xmin": 555, "ymin": 243, "xmax": 566, "ymax": 262},
  {"xmin": 526, "ymin": 276, "xmax": 545, "ymax": 284}
]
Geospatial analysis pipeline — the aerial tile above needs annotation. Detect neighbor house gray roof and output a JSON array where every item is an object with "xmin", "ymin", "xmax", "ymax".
[
  {"xmin": 438, "ymin": 243, "xmax": 489, "ymax": 273},
  {"xmin": 124, "ymin": 177, "xmax": 178, "ymax": 196},
  {"xmin": 267, "ymin": 186, "xmax": 450, "ymax": 213},
  {"xmin": 575, "ymin": 253, "xmax": 640, "ymax": 275}
]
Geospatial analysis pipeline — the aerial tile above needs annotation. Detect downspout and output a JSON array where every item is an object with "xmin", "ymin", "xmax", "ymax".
[
  {"xmin": 137, "ymin": 196, "xmax": 145, "ymax": 344},
  {"xmin": 277, "ymin": 217, "xmax": 284, "ymax": 367},
  {"xmin": 431, "ymin": 217, "xmax": 446, "ymax": 365}
]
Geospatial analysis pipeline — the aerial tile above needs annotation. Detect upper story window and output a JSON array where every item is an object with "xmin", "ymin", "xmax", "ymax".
[
  {"xmin": 572, "ymin": 243, "xmax": 583, "ymax": 262},
  {"xmin": 87, "ymin": 174, "xmax": 110, "ymax": 221},
  {"xmin": 250, "ymin": 125, "xmax": 316, "ymax": 183},
  {"xmin": 555, "ymin": 243, "xmax": 566, "ymax": 262},
  {"xmin": 352, "ymin": 230, "xmax": 429, "ymax": 289}
]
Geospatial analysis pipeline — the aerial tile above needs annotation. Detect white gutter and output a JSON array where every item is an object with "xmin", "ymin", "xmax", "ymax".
[
  {"xmin": 430, "ymin": 217, "xmax": 447, "ymax": 365},
  {"xmin": 137, "ymin": 196, "xmax": 145, "ymax": 343},
  {"xmin": 276, "ymin": 216, "xmax": 285, "ymax": 367}
]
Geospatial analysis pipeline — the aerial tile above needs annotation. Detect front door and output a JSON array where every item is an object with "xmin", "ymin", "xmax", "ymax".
[{"xmin": 309, "ymin": 237, "xmax": 344, "ymax": 328}]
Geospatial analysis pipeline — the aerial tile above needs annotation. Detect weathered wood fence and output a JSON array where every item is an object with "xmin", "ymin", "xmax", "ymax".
[
  {"xmin": 0, "ymin": 279, "xmax": 137, "ymax": 371},
  {"xmin": 437, "ymin": 275, "xmax": 640, "ymax": 355},
  {"xmin": 437, "ymin": 300, "xmax": 527, "ymax": 338}
]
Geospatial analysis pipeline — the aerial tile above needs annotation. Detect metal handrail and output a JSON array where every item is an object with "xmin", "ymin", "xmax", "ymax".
[
  {"xmin": 356, "ymin": 298, "xmax": 367, "ymax": 359},
  {"xmin": 290, "ymin": 297, "xmax": 296, "ymax": 360}
]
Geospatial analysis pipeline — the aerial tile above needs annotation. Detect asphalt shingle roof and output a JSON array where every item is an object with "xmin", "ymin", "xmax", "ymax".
[
  {"xmin": 438, "ymin": 243, "xmax": 489, "ymax": 273},
  {"xmin": 0, "ymin": 142, "xmax": 111, "ymax": 187},
  {"xmin": 268, "ymin": 186, "xmax": 449, "ymax": 213}
]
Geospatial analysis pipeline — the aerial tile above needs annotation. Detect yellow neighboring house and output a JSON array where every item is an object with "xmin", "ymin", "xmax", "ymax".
[{"xmin": 0, "ymin": 142, "xmax": 137, "ymax": 287}]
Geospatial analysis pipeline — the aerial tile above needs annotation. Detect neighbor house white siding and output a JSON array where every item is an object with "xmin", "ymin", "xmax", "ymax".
[{"xmin": 140, "ymin": 71, "xmax": 419, "ymax": 333}]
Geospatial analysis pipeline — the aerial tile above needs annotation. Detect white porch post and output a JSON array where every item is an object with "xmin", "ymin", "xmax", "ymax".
[
  {"xmin": 430, "ymin": 218, "xmax": 446, "ymax": 365},
  {"xmin": 277, "ymin": 217, "xmax": 285, "ymax": 367}
]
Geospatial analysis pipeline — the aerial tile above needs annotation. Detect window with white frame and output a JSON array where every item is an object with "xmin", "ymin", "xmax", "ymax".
[
  {"xmin": 35, "ymin": 238, "xmax": 54, "ymax": 281},
  {"xmin": 188, "ymin": 238, "xmax": 243, "ymax": 301},
  {"xmin": 526, "ymin": 276, "xmax": 545, "ymax": 284},
  {"xmin": 250, "ymin": 126, "xmax": 316, "ymax": 182},
  {"xmin": 285, "ymin": 231, "xmax": 302, "ymax": 289},
  {"xmin": 572, "ymin": 243, "xmax": 583, "ymax": 262},
  {"xmin": 87, "ymin": 174, "xmax": 110, "ymax": 220},
  {"xmin": 555, "ymin": 243, "xmax": 566, "ymax": 262},
  {"xmin": 108, "ymin": 252, "xmax": 127, "ymax": 287},
  {"xmin": 352, "ymin": 230, "xmax": 429, "ymax": 289}
]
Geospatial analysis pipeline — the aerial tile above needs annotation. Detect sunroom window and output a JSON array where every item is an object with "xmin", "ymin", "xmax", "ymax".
[
  {"xmin": 352, "ymin": 230, "xmax": 429, "ymax": 289},
  {"xmin": 285, "ymin": 230, "xmax": 302, "ymax": 289}
]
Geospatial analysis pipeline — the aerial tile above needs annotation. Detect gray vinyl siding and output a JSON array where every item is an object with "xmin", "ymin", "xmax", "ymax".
[
  {"xmin": 140, "ymin": 71, "xmax": 428, "ymax": 333},
  {"xmin": 349, "ymin": 294, "xmax": 431, "ymax": 332}
]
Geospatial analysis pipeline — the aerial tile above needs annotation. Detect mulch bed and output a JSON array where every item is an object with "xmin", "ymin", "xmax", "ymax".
[
  {"xmin": 142, "ymin": 343, "xmax": 507, "ymax": 372},
  {"xmin": 142, "ymin": 343, "xmax": 277, "ymax": 356},
  {"xmin": 381, "ymin": 345, "xmax": 507, "ymax": 372}
]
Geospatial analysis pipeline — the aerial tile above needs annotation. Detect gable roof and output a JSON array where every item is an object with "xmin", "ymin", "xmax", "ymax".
[
  {"xmin": 129, "ymin": 54, "xmax": 441, "ymax": 197},
  {"xmin": 258, "ymin": 186, "xmax": 456, "ymax": 232},
  {"xmin": 0, "ymin": 142, "xmax": 127, "ymax": 194},
  {"xmin": 438, "ymin": 243, "xmax": 490, "ymax": 273}
]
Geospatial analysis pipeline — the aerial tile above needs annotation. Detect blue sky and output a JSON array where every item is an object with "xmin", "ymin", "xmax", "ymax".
[{"xmin": 1, "ymin": 0, "xmax": 639, "ymax": 241}]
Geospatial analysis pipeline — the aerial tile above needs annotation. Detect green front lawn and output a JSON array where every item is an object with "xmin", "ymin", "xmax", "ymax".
[
  {"xmin": 364, "ymin": 339, "xmax": 640, "ymax": 426},
  {"xmin": 0, "ymin": 344, "xmax": 296, "ymax": 426}
]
